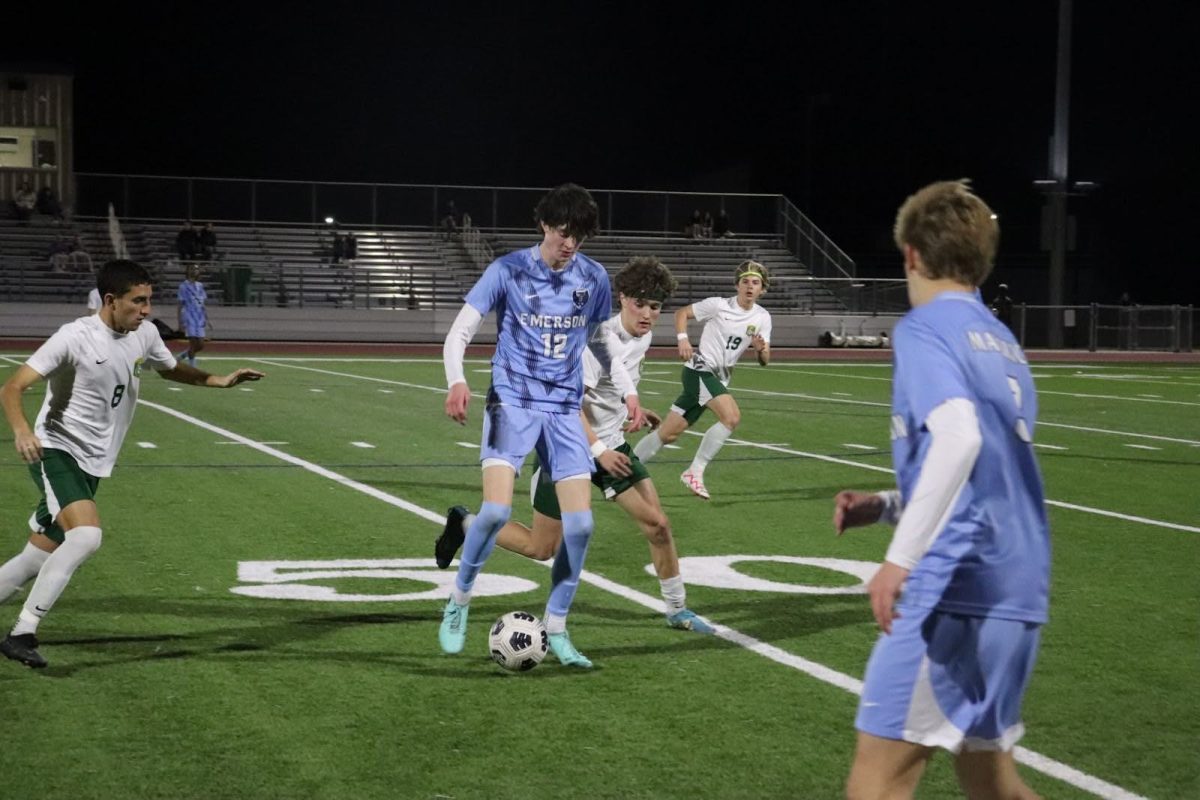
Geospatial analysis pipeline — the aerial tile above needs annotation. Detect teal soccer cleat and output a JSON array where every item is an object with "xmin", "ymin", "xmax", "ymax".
[
  {"xmin": 548, "ymin": 630, "xmax": 593, "ymax": 669},
  {"xmin": 667, "ymin": 609, "xmax": 716, "ymax": 635},
  {"xmin": 439, "ymin": 595, "xmax": 470, "ymax": 654}
]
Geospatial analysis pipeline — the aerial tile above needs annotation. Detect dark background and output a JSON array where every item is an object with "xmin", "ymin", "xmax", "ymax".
[{"xmin": 10, "ymin": 1, "xmax": 1197, "ymax": 303}]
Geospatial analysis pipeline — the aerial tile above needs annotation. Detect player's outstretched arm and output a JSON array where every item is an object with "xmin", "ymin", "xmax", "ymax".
[
  {"xmin": 1, "ymin": 365, "xmax": 46, "ymax": 464},
  {"xmin": 832, "ymin": 490, "xmax": 888, "ymax": 535},
  {"xmin": 159, "ymin": 363, "xmax": 265, "ymax": 388}
]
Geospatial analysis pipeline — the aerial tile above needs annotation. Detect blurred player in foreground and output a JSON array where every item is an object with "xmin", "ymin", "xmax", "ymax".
[{"xmin": 834, "ymin": 180, "xmax": 1048, "ymax": 800}]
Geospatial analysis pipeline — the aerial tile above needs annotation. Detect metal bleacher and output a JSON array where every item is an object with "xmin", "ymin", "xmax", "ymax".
[
  {"xmin": 2, "ymin": 206, "xmax": 845, "ymax": 313},
  {"xmin": 489, "ymin": 232, "xmax": 844, "ymax": 313}
]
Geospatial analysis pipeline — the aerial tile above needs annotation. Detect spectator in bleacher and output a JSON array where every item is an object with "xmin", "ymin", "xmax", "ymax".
[
  {"xmin": 441, "ymin": 200, "xmax": 461, "ymax": 240},
  {"xmin": 199, "ymin": 222, "xmax": 218, "ymax": 261},
  {"xmin": 175, "ymin": 221, "xmax": 199, "ymax": 261},
  {"xmin": 701, "ymin": 211, "xmax": 714, "ymax": 239},
  {"xmin": 713, "ymin": 210, "xmax": 732, "ymax": 238},
  {"xmin": 177, "ymin": 263, "xmax": 208, "ymax": 367},
  {"xmin": 35, "ymin": 186, "xmax": 64, "ymax": 221},
  {"xmin": 12, "ymin": 182, "xmax": 36, "ymax": 225},
  {"xmin": 345, "ymin": 232, "xmax": 358, "ymax": 262},
  {"xmin": 47, "ymin": 236, "xmax": 72, "ymax": 272},
  {"xmin": 331, "ymin": 232, "xmax": 346, "ymax": 265},
  {"xmin": 67, "ymin": 235, "xmax": 93, "ymax": 274},
  {"xmin": 684, "ymin": 210, "xmax": 703, "ymax": 239}
]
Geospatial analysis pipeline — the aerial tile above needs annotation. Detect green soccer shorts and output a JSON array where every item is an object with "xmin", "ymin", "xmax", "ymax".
[
  {"xmin": 531, "ymin": 442, "xmax": 652, "ymax": 519},
  {"xmin": 27, "ymin": 448, "xmax": 101, "ymax": 544}
]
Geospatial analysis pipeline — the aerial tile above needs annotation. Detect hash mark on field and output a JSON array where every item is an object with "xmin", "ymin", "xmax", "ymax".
[
  {"xmin": 136, "ymin": 442, "xmax": 157, "ymax": 449},
  {"xmin": 378, "ymin": 389, "xmax": 394, "ymax": 394},
  {"xmin": 1124, "ymin": 444, "xmax": 1161, "ymax": 451},
  {"xmin": 1136, "ymin": 393, "xmax": 1162, "ymax": 399},
  {"xmin": 472, "ymin": 369, "xmax": 491, "ymax": 374},
  {"xmin": 351, "ymin": 441, "xmax": 376, "ymax": 449},
  {"xmin": 168, "ymin": 387, "xmax": 182, "ymax": 392},
  {"xmin": 1034, "ymin": 443, "xmax": 1068, "ymax": 451},
  {"xmin": 456, "ymin": 441, "xmax": 478, "ymax": 449},
  {"xmin": 832, "ymin": 391, "xmax": 853, "ymax": 397},
  {"xmin": 843, "ymin": 443, "xmax": 876, "ymax": 450},
  {"xmin": 642, "ymin": 390, "xmax": 661, "ymax": 395},
  {"xmin": 239, "ymin": 387, "xmax": 254, "ymax": 392},
  {"xmin": 217, "ymin": 441, "xmax": 289, "ymax": 448},
  {"xmin": 309, "ymin": 388, "xmax": 325, "ymax": 393},
  {"xmin": 664, "ymin": 444, "xmax": 682, "ymax": 450}
]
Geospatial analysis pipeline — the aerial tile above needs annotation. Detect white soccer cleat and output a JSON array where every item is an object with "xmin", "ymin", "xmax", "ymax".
[{"xmin": 680, "ymin": 470, "xmax": 710, "ymax": 500}]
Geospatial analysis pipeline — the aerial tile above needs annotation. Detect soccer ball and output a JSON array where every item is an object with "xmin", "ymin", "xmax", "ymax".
[{"xmin": 488, "ymin": 611, "xmax": 548, "ymax": 672}]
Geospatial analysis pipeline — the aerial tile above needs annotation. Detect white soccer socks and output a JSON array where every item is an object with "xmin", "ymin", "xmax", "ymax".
[
  {"xmin": 0, "ymin": 542, "xmax": 52, "ymax": 604},
  {"xmin": 11, "ymin": 526, "xmax": 102, "ymax": 636}
]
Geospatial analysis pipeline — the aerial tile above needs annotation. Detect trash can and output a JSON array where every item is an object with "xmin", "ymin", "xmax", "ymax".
[{"xmin": 219, "ymin": 266, "xmax": 253, "ymax": 305}]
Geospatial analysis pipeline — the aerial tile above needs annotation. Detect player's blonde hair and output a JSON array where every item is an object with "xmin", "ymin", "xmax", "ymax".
[
  {"xmin": 893, "ymin": 179, "xmax": 999, "ymax": 287},
  {"xmin": 735, "ymin": 260, "xmax": 770, "ymax": 290}
]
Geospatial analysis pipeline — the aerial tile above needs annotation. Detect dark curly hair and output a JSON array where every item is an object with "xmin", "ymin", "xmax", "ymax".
[{"xmin": 614, "ymin": 256, "xmax": 677, "ymax": 302}]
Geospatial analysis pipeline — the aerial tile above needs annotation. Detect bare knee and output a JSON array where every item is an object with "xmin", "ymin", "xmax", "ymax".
[
  {"xmin": 529, "ymin": 539, "xmax": 558, "ymax": 561},
  {"xmin": 719, "ymin": 410, "xmax": 741, "ymax": 430},
  {"xmin": 642, "ymin": 515, "xmax": 671, "ymax": 547}
]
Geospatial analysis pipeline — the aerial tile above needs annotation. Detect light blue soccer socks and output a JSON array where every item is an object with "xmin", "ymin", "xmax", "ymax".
[
  {"xmin": 454, "ymin": 502, "xmax": 510, "ymax": 596},
  {"xmin": 546, "ymin": 510, "xmax": 594, "ymax": 619}
]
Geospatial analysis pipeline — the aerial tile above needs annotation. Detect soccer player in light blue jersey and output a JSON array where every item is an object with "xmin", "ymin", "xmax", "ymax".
[
  {"xmin": 441, "ymin": 183, "xmax": 645, "ymax": 669},
  {"xmin": 833, "ymin": 181, "xmax": 1049, "ymax": 800},
  {"xmin": 177, "ymin": 263, "xmax": 208, "ymax": 366}
]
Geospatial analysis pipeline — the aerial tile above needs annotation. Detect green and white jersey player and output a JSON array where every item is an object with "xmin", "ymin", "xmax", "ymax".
[
  {"xmin": 634, "ymin": 260, "xmax": 773, "ymax": 500},
  {"xmin": 0, "ymin": 259, "xmax": 265, "ymax": 670},
  {"xmin": 436, "ymin": 256, "xmax": 715, "ymax": 635}
]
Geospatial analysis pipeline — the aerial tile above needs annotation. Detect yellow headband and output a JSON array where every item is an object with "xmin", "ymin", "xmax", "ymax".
[{"xmin": 738, "ymin": 269, "xmax": 764, "ymax": 282}]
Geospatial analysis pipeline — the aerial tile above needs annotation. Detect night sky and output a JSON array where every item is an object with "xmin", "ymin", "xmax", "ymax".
[{"xmin": 11, "ymin": 1, "xmax": 1198, "ymax": 303}]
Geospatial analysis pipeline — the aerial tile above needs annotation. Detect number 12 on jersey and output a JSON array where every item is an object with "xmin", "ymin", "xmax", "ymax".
[{"xmin": 541, "ymin": 333, "xmax": 567, "ymax": 359}]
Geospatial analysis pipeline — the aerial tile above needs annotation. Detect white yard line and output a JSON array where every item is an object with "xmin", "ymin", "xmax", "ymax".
[
  {"xmin": 141, "ymin": 397, "xmax": 1148, "ymax": 800},
  {"xmin": 1038, "ymin": 390, "xmax": 1200, "ymax": 407},
  {"xmin": 253, "ymin": 358, "xmax": 486, "ymax": 398}
]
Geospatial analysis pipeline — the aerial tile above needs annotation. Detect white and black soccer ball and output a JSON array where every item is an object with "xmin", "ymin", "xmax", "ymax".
[{"xmin": 488, "ymin": 610, "xmax": 548, "ymax": 672}]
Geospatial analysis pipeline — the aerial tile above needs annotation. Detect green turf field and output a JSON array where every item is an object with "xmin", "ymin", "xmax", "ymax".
[{"xmin": 0, "ymin": 352, "xmax": 1196, "ymax": 799}]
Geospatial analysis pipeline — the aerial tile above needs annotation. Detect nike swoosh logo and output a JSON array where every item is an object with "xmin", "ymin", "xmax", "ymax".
[
  {"xmin": 95, "ymin": 359, "xmax": 107, "ymax": 364},
  {"xmin": 34, "ymin": 605, "xmax": 49, "ymax": 613}
]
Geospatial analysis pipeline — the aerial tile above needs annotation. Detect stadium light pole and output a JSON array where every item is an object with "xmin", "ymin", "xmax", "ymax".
[{"xmin": 1044, "ymin": 0, "xmax": 1073, "ymax": 348}]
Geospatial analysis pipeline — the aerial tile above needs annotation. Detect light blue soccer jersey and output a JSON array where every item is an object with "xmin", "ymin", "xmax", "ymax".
[
  {"xmin": 465, "ymin": 246, "xmax": 612, "ymax": 413},
  {"xmin": 890, "ymin": 292, "xmax": 1050, "ymax": 623},
  {"xmin": 178, "ymin": 280, "xmax": 207, "ymax": 330}
]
